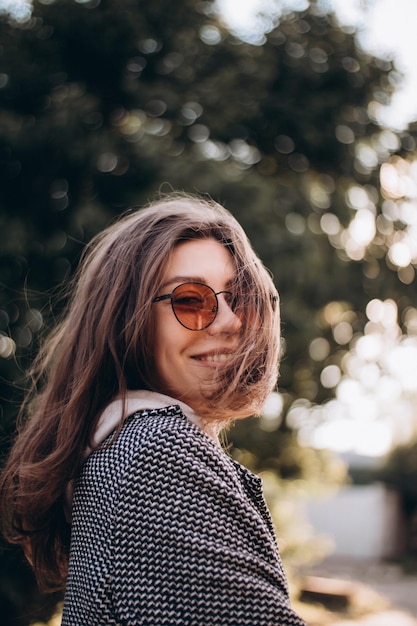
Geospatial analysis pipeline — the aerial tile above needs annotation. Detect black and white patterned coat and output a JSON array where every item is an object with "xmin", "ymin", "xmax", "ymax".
[{"xmin": 62, "ymin": 405, "xmax": 306, "ymax": 625}]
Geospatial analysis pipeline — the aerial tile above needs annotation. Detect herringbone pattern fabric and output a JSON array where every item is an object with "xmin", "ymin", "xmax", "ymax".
[{"xmin": 62, "ymin": 406, "xmax": 306, "ymax": 625}]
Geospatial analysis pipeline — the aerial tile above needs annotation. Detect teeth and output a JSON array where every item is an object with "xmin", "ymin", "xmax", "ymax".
[{"xmin": 199, "ymin": 353, "xmax": 231, "ymax": 362}]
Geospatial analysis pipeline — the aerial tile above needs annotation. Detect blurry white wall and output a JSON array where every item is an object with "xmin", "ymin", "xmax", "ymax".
[{"xmin": 304, "ymin": 483, "xmax": 405, "ymax": 559}]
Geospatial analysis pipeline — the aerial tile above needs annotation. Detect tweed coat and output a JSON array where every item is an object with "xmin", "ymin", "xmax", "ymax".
[{"xmin": 61, "ymin": 403, "xmax": 306, "ymax": 625}]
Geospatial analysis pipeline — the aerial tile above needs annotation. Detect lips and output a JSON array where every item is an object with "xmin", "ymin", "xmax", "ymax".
[{"xmin": 192, "ymin": 351, "xmax": 234, "ymax": 363}]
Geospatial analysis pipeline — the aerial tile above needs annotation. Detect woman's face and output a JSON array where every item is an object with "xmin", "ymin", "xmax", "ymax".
[{"xmin": 152, "ymin": 238, "xmax": 242, "ymax": 413}]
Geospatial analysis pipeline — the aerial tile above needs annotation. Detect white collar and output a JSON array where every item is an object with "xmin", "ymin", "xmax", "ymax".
[{"xmin": 88, "ymin": 389, "xmax": 220, "ymax": 453}]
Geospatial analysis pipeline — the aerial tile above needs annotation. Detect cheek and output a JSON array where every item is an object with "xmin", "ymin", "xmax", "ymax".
[
  {"xmin": 151, "ymin": 339, "xmax": 173, "ymax": 394},
  {"xmin": 152, "ymin": 314, "xmax": 184, "ymax": 383},
  {"xmin": 153, "ymin": 323, "xmax": 169, "ymax": 366}
]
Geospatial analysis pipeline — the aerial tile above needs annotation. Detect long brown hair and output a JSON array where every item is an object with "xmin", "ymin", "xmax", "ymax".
[{"xmin": 0, "ymin": 193, "xmax": 280, "ymax": 591}]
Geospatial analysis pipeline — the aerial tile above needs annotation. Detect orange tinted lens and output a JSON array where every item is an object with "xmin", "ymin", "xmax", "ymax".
[{"xmin": 172, "ymin": 283, "xmax": 217, "ymax": 330}]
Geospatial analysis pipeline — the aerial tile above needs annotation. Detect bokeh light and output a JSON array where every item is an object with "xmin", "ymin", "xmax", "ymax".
[{"xmin": 292, "ymin": 298, "xmax": 417, "ymax": 456}]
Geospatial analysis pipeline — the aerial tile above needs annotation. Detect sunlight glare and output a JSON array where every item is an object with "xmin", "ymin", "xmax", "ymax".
[
  {"xmin": 310, "ymin": 419, "xmax": 393, "ymax": 457},
  {"xmin": 262, "ymin": 391, "xmax": 284, "ymax": 419}
]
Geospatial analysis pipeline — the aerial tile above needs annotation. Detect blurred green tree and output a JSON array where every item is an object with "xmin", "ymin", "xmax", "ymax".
[{"xmin": 0, "ymin": 0, "xmax": 416, "ymax": 621}]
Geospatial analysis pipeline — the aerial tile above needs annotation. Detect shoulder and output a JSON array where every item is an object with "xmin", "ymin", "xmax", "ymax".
[
  {"xmin": 78, "ymin": 404, "xmax": 244, "ymax": 508},
  {"xmin": 110, "ymin": 405, "xmax": 242, "ymax": 491},
  {"xmin": 111, "ymin": 406, "xmax": 277, "ymax": 557},
  {"xmin": 110, "ymin": 404, "xmax": 221, "ymax": 458}
]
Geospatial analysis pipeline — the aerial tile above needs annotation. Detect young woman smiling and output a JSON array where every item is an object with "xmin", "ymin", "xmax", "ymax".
[{"xmin": 0, "ymin": 194, "xmax": 306, "ymax": 625}]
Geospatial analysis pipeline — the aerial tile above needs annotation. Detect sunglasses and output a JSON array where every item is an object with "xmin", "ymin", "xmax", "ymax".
[{"xmin": 152, "ymin": 282, "xmax": 239, "ymax": 331}]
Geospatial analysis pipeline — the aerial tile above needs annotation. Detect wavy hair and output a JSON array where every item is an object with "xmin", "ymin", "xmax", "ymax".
[{"xmin": 0, "ymin": 193, "xmax": 280, "ymax": 591}]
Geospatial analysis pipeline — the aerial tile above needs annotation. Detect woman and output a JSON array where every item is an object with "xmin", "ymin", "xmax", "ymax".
[{"xmin": 0, "ymin": 194, "xmax": 306, "ymax": 625}]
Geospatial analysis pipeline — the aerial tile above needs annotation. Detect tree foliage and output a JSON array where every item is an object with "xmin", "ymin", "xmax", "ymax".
[{"xmin": 0, "ymin": 0, "xmax": 416, "ymax": 621}]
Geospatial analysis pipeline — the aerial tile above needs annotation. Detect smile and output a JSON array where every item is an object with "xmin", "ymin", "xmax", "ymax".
[{"xmin": 193, "ymin": 353, "xmax": 233, "ymax": 363}]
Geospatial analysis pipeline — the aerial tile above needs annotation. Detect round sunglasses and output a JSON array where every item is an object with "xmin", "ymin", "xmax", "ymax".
[{"xmin": 152, "ymin": 282, "xmax": 238, "ymax": 331}]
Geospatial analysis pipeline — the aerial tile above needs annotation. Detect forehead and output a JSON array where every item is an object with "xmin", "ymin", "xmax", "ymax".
[{"xmin": 161, "ymin": 238, "xmax": 236, "ymax": 287}]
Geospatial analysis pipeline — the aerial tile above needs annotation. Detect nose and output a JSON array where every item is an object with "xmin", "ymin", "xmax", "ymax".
[{"xmin": 206, "ymin": 293, "xmax": 242, "ymax": 335}]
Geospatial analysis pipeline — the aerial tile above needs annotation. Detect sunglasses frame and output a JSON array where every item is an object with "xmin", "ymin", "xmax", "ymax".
[{"xmin": 152, "ymin": 281, "xmax": 235, "ymax": 331}]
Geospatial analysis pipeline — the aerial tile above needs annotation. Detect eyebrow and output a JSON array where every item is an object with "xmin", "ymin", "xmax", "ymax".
[{"xmin": 160, "ymin": 275, "xmax": 236, "ymax": 291}]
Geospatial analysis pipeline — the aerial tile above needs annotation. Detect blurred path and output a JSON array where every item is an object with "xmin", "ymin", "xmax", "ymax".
[
  {"xmin": 303, "ymin": 556, "xmax": 417, "ymax": 624},
  {"xmin": 332, "ymin": 611, "xmax": 417, "ymax": 625}
]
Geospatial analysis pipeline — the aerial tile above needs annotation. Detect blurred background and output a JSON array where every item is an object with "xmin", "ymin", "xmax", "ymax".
[{"xmin": 0, "ymin": 0, "xmax": 417, "ymax": 624}]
